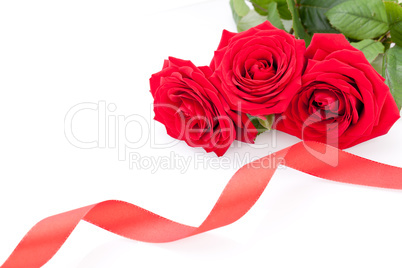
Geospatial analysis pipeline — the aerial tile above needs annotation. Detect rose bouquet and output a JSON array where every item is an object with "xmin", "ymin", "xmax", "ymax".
[
  {"xmin": 2, "ymin": 2, "xmax": 402, "ymax": 267},
  {"xmin": 150, "ymin": 0, "xmax": 401, "ymax": 156}
]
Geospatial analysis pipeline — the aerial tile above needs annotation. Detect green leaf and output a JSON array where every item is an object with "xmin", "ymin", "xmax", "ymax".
[
  {"xmin": 371, "ymin": 53, "xmax": 384, "ymax": 75},
  {"xmin": 237, "ymin": 9, "xmax": 268, "ymax": 32},
  {"xmin": 275, "ymin": 0, "xmax": 292, "ymax": 20},
  {"xmin": 326, "ymin": 0, "xmax": 389, "ymax": 40},
  {"xmin": 299, "ymin": 0, "xmax": 349, "ymax": 34},
  {"xmin": 266, "ymin": 2, "xmax": 285, "ymax": 30},
  {"xmin": 232, "ymin": 0, "xmax": 250, "ymax": 17},
  {"xmin": 251, "ymin": 0, "xmax": 292, "ymax": 20},
  {"xmin": 230, "ymin": 0, "xmax": 263, "ymax": 32},
  {"xmin": 247, "ymin": 115, "xmax": 271, "ymax": 136},
  {"xmin": 351, "ymin": 39, "xmax": 385, "ymax": 63},
  {"xmin": 230, "ymin": 0, "xmax": 242, "ymax": 24},
  {"xmin": 383, "ymin": 45, "xmax": 402, "ymax": 110},
  {"xmin": 385, "ymin": 1, "xmax": 402, "ymax": 47},
  {"xmin": 251, "ymin": 0, "xmax": 272, "ymax": 15},
  {"xmin": 286, "ymin": 0, "xmax": 311, "ymax": 45},
  {"xmin": 257, "ymin": 114, "xmax": 275, "ymax": 130}
]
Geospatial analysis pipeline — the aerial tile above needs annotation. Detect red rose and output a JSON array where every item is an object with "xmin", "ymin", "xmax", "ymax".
[
  {"xmin": 210, "ymin": 21, "xmax": 305, "ymax": 116},
  {"xmin": 275, "ymin": 34, "xmax": 400, "ymax": 149},
  {"xmin": 150, "ymin": 57, "xmax": 249, "ymax": 156}
]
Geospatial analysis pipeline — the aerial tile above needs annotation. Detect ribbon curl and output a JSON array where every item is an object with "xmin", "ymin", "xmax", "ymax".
[{"xmin": 2, "ymin": 141, "xmax": 402, "ymax": 268}]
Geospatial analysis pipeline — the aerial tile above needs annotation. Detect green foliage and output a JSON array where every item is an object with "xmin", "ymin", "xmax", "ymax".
[
  {"xmin": 250, "ymin": 0, "xmax": 292, "ymax": 20},
  {"xmin": 258, "ymin": 114, "xmax": 275, "ymax": 130},
  {"xmin": 351, "ymin": 39, "xmax": 385, "ymax": 63},
  {"xmin": 286, "ymin": 0, "xmax": 311, "ymax": 45},
  {"xmin": 231, "ymin": 0, "xmax": 250, "ymax": 17},
  {"xmin": 230, "ymin": 0, "xmax": 264, "ymax": 32},
  {"xmin": 299, "ymin": 0, "xmax": 348, "ymax": 34},
  {"xmin": 385, "ymin": 1, "xmax": 402, "ymax": 47},
  {"xmin": 230, "ymin": 0, "xmax": 286, "ymax": 32},
  {"xmin": 237, "ymin": 9, "xmax": 267, "ymax": 32},
  {"xmin": 326, "ymin": 0, "xmax": 389, "ymax": 40},
  {"xmin": 247, "ymin": 114, "xmax": 274, "ymax": 136},
  {"xmin": 266, "ymin": 2, "xmax": 285, "ymax": 30},
  {"xmin": 371, "ymin": 53, "xmax": 385, "ymax": 74},
  {"xmin": 383, "ymin": 45, "xmax": 402, "ymax": 110},
  {"xmin": 230, "ymin": 0, "xmax": 243, "ymax": 25}
]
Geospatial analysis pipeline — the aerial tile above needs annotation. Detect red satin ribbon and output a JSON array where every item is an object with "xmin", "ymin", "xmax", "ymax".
[{"xmin": 2, "ymin": 141, "xmax": 402, "ymax": 268}]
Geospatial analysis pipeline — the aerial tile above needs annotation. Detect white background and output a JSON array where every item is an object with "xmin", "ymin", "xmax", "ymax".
[{"xmin": 1, "ymin": 0, "xmax": 402, "ymax": 267}]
